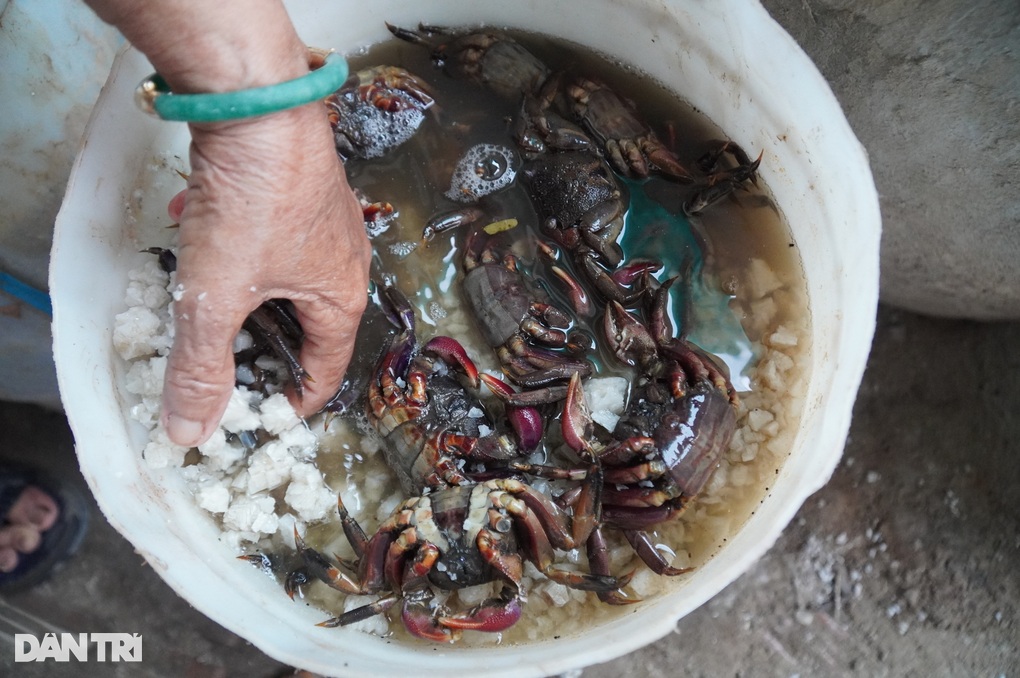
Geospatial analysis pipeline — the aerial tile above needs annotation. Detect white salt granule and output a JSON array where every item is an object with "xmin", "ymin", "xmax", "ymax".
[
  {"xmin": 195, "ymin": 483, "xmax": 231, "ymax": 514},
  {"xmin": 747, "ymin": 408, "xmax": 775, "ymax": 432},
  {"xmin": 124, "ymin": 278, "xmax": 171, "ymax": 310},
  {"xmin": 113, "ymin": 306, "xmax": 164, "ymax": 360},
  {"xmin": 260, "ymin": 392, "xmax": 302, "ymax": 435},
  {"xmin": 142, "ymin": 426, "xmax": 189, "ymax": 469},
  {"xmin": 129, "ymin": 397, "xmax": 161, "ymax": 430},
  {"xmin": 219, "ymin": 387, "xmax": 262, "ymax": 433},
  {"xmin": 243, "ymin": 447, "xmax": 294, "ymax": 494},
  {"xmin": 586, "ymin": 376, "xmax": 628, "ymax": 431},
  {"xmin": 769, "ymin": 326, "xmax": 799, "ymax": 348},
  {"xmin": 233, "ymin": 329, "xmax": 254, "ymax": 352},
  {"xmin": 276, "ymin": 424, "xmax": 318, "ymax": 460},
  {"xmin": 285, "ymin": 463, "xmax": 336, "ymax": 522},
  {"xmin": 128, "ymin": 259, "xmax": 170, "ymax": 287},
  {"xmin": 276, "ymin": 514, "xmax": 300, "ymax": 549},
  {"xmin": 223, "ymin": 494, "xmax": 278, "ymax": 535},
  {"xmin": 744, "ymin": 258, "xmax": 783, "ymax": 301},
  {"xmin": 198, "ymin": 429, "xmax": 246, "ymax": 472},
  {"xmin": 235, "ymin": 364, "xmax": 256, "ymax": 385},
  {"xmin": 124, "ymin": 356, "xmax": 167, "ymax": 397},
  {"xmin": 456, "ymin": 582, "xmax": 496, "ymax": 608},
  {"xmin": 538, "ymin": 581, "xmax": 571, "ymax": 607}
]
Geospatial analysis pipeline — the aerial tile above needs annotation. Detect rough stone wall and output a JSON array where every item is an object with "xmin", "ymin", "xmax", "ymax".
[{"xmin": 761, "ymin": 0, "xmax": 1020, "ymax": 319}]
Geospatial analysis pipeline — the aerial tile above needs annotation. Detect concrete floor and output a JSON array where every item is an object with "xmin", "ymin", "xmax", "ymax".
[{"xmin": 1, "ymin": 304, "xmax": 1017, "ymax": 677}]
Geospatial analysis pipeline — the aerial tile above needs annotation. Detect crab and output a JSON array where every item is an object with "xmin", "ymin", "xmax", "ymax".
[
  {"xmin": 325, "ymin": 65, "xmax": 435, "ymax": 161},
  {"xmin": 293, "ymin": 469, "xmax": 618, "ymax": 642},
  {"xmin": 358, "ymin": 283, "xmax": 543, "ymax": 494},
  {"xmin": 458, "ymin": 227, "xmax": 595, "ymax": 392}
]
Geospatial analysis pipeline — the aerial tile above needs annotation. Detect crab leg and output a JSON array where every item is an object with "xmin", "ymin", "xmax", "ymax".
[
  {"xmin": 602, "ymin": 460, "xmax": 668, "ymax": 484},
  {"xmin": 316, "ymin": 594, "xmax": 400, "ymax": 628},
  {"xmin": 293, "ymin": 527, "xmax": 364, "ymax": 595},
  {"xmin": 245, "ymin": 305, "xmax": 309, "ymax": 398},
  {"xmin": 586, "ymin": 527, "xmax": 639, "ymax": 605},
  {"xmin": 495, "ymin": 466, "xmax": 602, "ymax": 551},
  {"xmin": 494, "ymin": 492, "xmax": 617, "ymax": 592},
  {"xmin": 624, "ymin": 529, "xmax": 692, "ymax": 576},
  {"xmin": 601, "ymin": 502, "xmax": 688, "ymax": 531},
  {"xmin": 422, "ymin": 206, "xmax": 486, "ymax": 243},
  {"xmin": 335, "ymin": 494, "xmax": 369, "ymax": 558}
]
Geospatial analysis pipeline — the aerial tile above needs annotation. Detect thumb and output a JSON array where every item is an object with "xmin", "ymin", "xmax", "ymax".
[{"xmin": 160, "ymin": 287, "xmax": 245, "ymax": 447}]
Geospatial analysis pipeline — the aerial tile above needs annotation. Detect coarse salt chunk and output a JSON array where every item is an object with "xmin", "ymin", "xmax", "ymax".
[
  {"xmin": 198, "ymin": 428, "xmax": 246, "ymax": 472},
  {"xmin": 219, "ymin": 387, "xmax": 261, "ymax": 433},
  {"xmin": 768, "ymin": 326, "xmax": 799, "ymax": 348},
  {"xmin": 276, "ymin": 513, "xmax": 300, "ymax": 549},
  {"xmin": 627, "ymin": 567, "xmax": 663, "ymax": 597},
  {"xmin": 195, "ymin": 483, "xmax": 231, "ymax": 514},
  {"xmin": 124, "ymin": 356, "xmax": 166, "ymax": 397},
  {"xmin": 375, "ymin": 490, "xmax": 404, "ymax": 523},
  {"xmin": 747, "ymin": 408, "xmax": 774, "ymax": 432},
  {"xmin": 277, "ymin": 424, "xmax": 318, "ymax": 460},
  {"xmin": 223, "ymin": 494, "xmax": 278, "ymax": 536},
  {"xmin": 128, "ymin": 259, "xmax": 170, "ymax": 287},
  {"xmin": 244, "ymin": 448, "xmax": 293, "ymax": 494},
  {"xmin": 112, "ymin": 306, "xmax": 163, "ymax": 360},
  {"xmin": 745, "ymin": 258, "xmax": 783, "ymax": 300},
  {"xmin": 456, "ymin": 582, "xmax": 495, "ymax": 608},
  {"xmin": 129, "ymin": 397, "xmax": 161, "ymax": 430},
  {"xmin": 538, "ymin": 581, "xmax": 571, "ymax": 607},
  {"xmin": 586, "ymin": 376, "xmax": 628, "ymax": 413},
  {"xmin": 285, "ymin": 463, "xmax": 335, "ymax": 522},
  {"xmin": 259, "ymin": 393, "xmax": 301, "ymax": 435},
  {"xmin": 124, "ymin": 279, "xmax": 171, "ymax": 310},
  {"xmin": 586, "ymin": 376, "xmax": 628, "ymax": 431},
  {"xmin": 233, "ymin": 329, "xmax": 254, "ymax": 352},
  {"xmin": 143, "ymin": 427, "xmax": 189, "ymax": 469}
]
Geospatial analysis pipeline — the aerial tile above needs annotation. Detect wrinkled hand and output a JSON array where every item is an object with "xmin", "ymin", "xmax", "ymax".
[{"xmin": 161, "ymin": 104, "xmax": 370, "ymax": 447}]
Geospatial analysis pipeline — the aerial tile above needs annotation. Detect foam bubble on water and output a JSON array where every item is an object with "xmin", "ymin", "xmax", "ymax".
[
  {"xmin": 388, "ymin": 241, "xmax": 418, "ymax": 258},
  {"xmin": 331, "ymin": 92, "xmax": 426, "ymax": 160},
  {"xmin": 427, "ymin": 301, "xmax": 448, "ymax": 320},
  {"xmin": 446, "ymin": 144, "xmax": 517, "ymax": 202}
]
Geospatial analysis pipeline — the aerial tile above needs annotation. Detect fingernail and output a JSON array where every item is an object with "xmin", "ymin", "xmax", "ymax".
[{"xmin": 164, "ymin": 413, "xmax": 206, "ymax": 447}]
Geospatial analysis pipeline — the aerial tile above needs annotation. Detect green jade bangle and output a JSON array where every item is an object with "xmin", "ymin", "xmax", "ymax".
[{"xmin": 135, "ymin": 50, "xmax": 349, "ymax": 123}]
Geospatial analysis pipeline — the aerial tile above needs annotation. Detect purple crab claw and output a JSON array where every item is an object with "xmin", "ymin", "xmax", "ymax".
[
  {"xmin": 438, "ymin": 596, "xmax": 522, "ymax": 632},
  {"xmin": 480, "ymin": 373, "xmax": 543, "ymax": 451},
  {"xmin": 562, "ymin": 372, "xmax": 593, "ymax": 456},
  {"xmin": 402, "ymin": 600, "xmax": 462, "ymax": 642},
  {"xmin": 603, "ymin": 301, "xmax": 658, "ymax": 368},
  {"xmin": 423, "ymin": 335, "xmax": 480, "ymax": 388}
]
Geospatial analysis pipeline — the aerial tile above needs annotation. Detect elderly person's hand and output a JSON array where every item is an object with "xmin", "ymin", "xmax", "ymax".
[{"xmin": 86, "ymin": 0, "xmax": 371, "ymax": 446}]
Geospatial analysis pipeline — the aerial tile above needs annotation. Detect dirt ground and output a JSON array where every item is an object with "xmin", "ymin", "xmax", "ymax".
[
  {"xmin": 2, "ymin": 305, "xmax": 1017, "ymax": 677},
  {"xmin": 584, "ymin": 307, "xmax": 1020, "ymax": 677}
]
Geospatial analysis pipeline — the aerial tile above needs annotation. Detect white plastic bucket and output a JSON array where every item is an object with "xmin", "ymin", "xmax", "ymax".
[{"xmin": 52, "ymin": 1, "xmax": 880, "ymax": 676}]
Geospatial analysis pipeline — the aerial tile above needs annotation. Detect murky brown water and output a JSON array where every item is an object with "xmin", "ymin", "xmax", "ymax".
[{"xmin": 290, "ymin": 27, "xmax": 811, "ymax": 646}]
